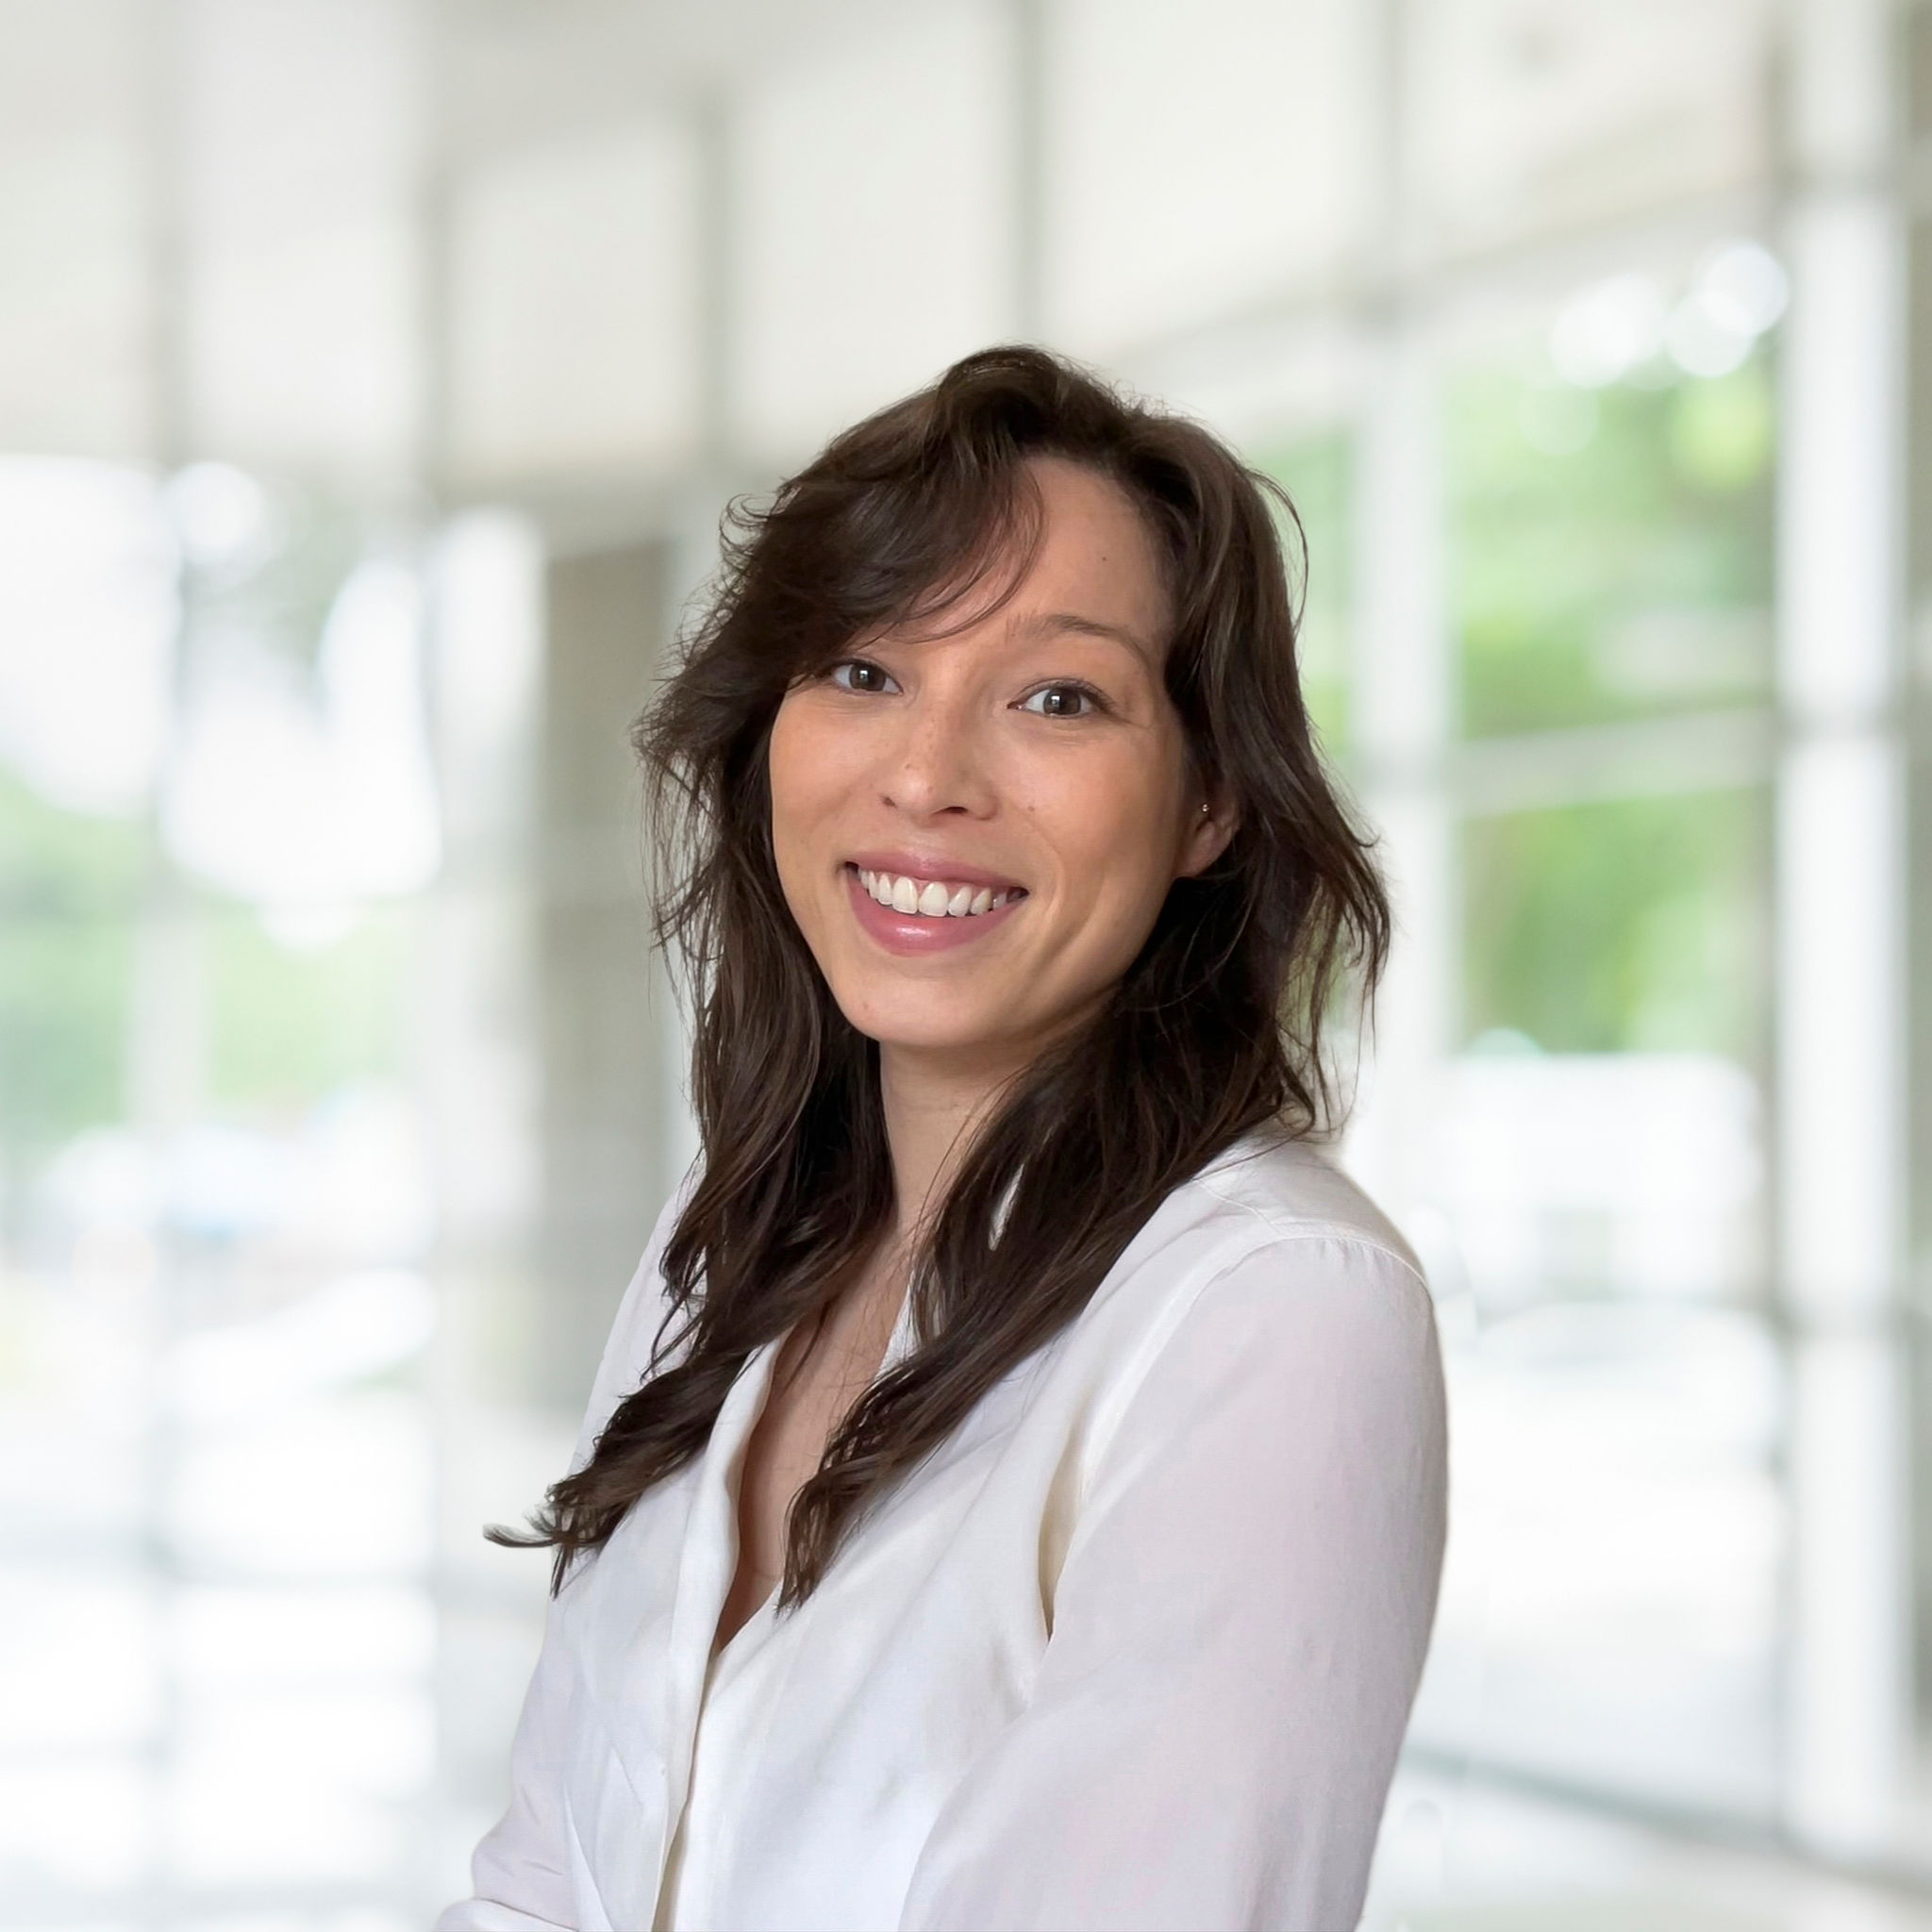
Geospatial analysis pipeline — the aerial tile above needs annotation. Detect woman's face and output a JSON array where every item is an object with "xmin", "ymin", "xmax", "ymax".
[{"xmin": 767, "ymin": 456, "xmax": 1233, "ymax": 1074}]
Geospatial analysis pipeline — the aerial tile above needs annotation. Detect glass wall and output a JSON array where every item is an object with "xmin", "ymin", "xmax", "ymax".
[
  {"xmin": 1407, "ymin": 331, "xmax": 1784, "ymax": 1823},
  {"xmin": 0, "ymin": 461, "xmax": 445, "ymax": 1915}
]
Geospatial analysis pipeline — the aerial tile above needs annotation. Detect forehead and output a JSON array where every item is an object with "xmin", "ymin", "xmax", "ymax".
[
  {"xmin": 926, "ymin": 456, "xmax": 1172, "ymax": 662},
  {"xmin": 1028, "ymin": 454, "xmax": 1161, "ymax": 570}
]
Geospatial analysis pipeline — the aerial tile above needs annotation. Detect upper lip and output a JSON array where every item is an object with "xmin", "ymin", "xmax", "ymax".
[{"xmin": 845, "ymin": 850, "xmax": 1027, "ymax": 892}]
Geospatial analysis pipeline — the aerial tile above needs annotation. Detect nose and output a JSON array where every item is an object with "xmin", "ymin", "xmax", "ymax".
[{"xmin": 878, "ymin": 682, "xmax": 996, "ymax": 821}]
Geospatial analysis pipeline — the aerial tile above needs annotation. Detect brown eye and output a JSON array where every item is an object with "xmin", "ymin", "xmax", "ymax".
[
  {"xmin": 1020, "ymin": 683, "xmax": 1098, "ymax": 718},
  {"xmin": 829, "ymin": 659, "xmax": 898, "ymax": 694}
]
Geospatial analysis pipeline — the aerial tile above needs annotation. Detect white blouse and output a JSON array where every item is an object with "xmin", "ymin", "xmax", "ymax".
[{"xmin": 438, "ymin": 1131, "xmax": 1447, "ymax": 1932}]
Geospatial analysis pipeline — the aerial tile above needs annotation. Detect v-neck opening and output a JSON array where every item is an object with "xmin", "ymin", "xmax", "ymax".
[
  {"xmin": 709, "ymin": 1583, "xmax": 779, "ymax": 1678},
  {"xmin": 706, "ymin": 1281, "xmax": 915, "ymax": 1667}
]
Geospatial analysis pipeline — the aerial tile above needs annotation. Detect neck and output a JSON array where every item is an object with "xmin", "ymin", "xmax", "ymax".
[{"xmin": 876, "ymin": 1041, "xmax": 1031, "ymax": 1244}]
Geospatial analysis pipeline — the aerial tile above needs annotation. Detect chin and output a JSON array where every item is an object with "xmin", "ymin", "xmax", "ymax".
[{"xmin": 835, "ymin": 990, "xmax": 1021, "ymax": 1058}]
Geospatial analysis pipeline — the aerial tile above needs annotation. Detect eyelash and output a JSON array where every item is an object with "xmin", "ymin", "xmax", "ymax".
[{"xmin": 822, "ymin": 659, "xmax": 1111, "ymax": 720}]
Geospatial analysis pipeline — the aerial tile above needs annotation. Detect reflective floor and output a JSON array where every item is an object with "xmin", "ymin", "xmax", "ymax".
[{"xmin": 1366, "ymin": 1767, "xmax": 1932, "ymax": 1932}]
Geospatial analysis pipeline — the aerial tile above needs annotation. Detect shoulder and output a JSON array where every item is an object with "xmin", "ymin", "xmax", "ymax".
[
  {"xmin": 1072, "ymin": 1129, "xmax": 1430, "ymax": 1363},
  {"xmin": 1178, "ymin": 1135, "xmax": 1434, "ymax": 1369},
  {"xmin": 1158, "ymin": 1128, "xmax": 1426, "ymax": 1295},
  {"xmin": 1057, "ymin": 1132, "xmax": 1435, "ymax": 1458},
  {"xmin": 1061, "ymin": 1135, "xmax": 1446, "ymax": 1548}
]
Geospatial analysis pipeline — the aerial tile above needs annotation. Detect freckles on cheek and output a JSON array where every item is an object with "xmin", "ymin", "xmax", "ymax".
[
  {"xmin": 774, "ymin": 698, "xmax": 873, "ymax": 806},
  {"xmin": 770, "ymin": 708, "xmax": 835, "ymax": 826},
  {"xmin": 766, "ymin": 720, "xmax": 820, "ymax": 892}
]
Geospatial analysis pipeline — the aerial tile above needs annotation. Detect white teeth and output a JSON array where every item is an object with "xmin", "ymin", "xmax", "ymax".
[{"xmin": 854, "ymin": 868, "xmax": 1019, "ymax": 920}]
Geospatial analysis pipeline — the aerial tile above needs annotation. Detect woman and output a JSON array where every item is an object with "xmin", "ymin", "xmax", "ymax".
[{"xmin": 440, "ymin": 346, "xmax": 1446, "ymax": 1932}]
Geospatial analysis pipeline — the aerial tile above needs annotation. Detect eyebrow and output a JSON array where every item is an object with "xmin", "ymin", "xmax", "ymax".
[{"xmin": 1007, "ymin": 609, "xmax": 1158, "ymax": 658}]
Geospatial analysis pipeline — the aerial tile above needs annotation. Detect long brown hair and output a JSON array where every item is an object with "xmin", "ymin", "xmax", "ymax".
[{"xmin": 494, "ymin": 345, "xmax": 1390, "ymax": 1602}]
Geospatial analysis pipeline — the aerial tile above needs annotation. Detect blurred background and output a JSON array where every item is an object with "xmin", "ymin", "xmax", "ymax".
[{"xmin": 0, "ymin": 0, "xmax": 1927, "ymax": 1925}]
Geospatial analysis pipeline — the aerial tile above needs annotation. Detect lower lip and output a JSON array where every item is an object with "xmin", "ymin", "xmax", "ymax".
[{"xmin": 843, "ymin": 866, "xmax": 1027, "ymax": 956}]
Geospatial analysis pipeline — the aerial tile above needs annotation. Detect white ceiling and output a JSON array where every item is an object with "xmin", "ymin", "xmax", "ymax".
[
  {"xmin": 436, "ymin": 0, "xmax": 924, "ymax": 158},
  {"xmin": 0, "ymin": 0, "xmax": 1778, "ymax": 489}
]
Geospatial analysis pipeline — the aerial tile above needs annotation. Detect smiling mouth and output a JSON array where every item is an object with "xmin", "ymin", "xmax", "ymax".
[{"xmin": 847, "ymin": 865, "xmax": 1028, "ymax": 920}]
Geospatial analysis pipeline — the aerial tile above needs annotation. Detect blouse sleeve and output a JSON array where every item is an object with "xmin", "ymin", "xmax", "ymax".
[
  {"xmin": 434, "ymin": 1184, "xmax": 693, "ymax": 1932},
  {"xmin": 897, "ymin": 1233, "xmax": 1448, "ymax": 1932}
]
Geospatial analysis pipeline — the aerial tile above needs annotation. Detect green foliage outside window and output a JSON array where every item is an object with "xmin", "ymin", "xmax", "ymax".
[
  {"xmin": 206, "ymin": 908, "xmax": 408, "ymax": 1112},
  {"xmin": 1462, "ymin": 788, "xmax": 1770, "ymax": 1063},
  {"xmin": 0, "ymin": 759, "xmax": 412, "ymax": 1168},
  {"xmin": 0, "ymin": 487, "xmax": 417, "ymax": 1181},
  {"xmin": 0, "ymin": 774, "xmax": 142, "ymax": 1158},
  {"xmin": 1452, "ymin": 359, "xmax": 1774, "ymax": 739},
  {"xmin": 1451, "ymin": 352, "xmax": 1775, "ymax": 1062},
  {"xmin": 1254, "ymin": 434, "xmax": 1349, "ymax": 757}
]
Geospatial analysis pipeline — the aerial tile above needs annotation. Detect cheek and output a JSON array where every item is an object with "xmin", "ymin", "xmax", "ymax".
[
  {"xmin": 767, "ymin": 699, "xmax": 844, "ymax": 868},
  {"xmin": 1023, "ymin": 741, "xmax": 1187, "ymax": 919},
  {"xmin": 767, "ymin": 713, "xmax": 833, "ymax": 940},
  {"xmin": 766, "ymin": 699, "xmax": 809, "ymax": 817}
]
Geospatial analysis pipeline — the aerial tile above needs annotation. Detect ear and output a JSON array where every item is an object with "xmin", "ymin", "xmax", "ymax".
[{"xmin": 1176, "ymin": 788, "xmax": 1238, "ymax": 879}]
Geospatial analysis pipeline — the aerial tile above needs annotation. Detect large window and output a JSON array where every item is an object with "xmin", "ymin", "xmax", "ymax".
[
  {"xmin": 1328, "ymin": 326, "xmax": 1790, "ymax": 1827},
  {"xmin": 1455, "ymin": 361, "xmax": 1775, "ymax": 737},
  {"xmin": 0, "ymin": 465, "xmax": 442, "ymax": 1917}
]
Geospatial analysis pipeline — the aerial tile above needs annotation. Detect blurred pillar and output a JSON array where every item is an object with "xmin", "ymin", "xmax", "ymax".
[
  {"xmin": 425, "ymin": 526, "xmax": 671, "ymax": 1418},
  {"xmin": 536, "ymin": 541, "xmax": 674, "ymax": 1407},
  {"xmin": 129, "ymin": 10, "xmax": 198, "ymax": 1921},
  {"xmin": 1008, "ymin": 0, "xmax": 1047, "ymax": 342},
  {"xmin": 1904, "ymin": 0, "xmax": 1932, "ymax": 1802},
  {"xmin": 647, "ymin": 496, "xmax": 713, "ymax": 1205},
  {"xmin": 1776, "ymin": 0, "xmax": 1909, "ymax": 1856},
  {"xmin": 423, "ymin": 508, "xmax": 554, "ymax": 1890},
  {"xmin": 693, "ymin": 91, "xmax": 734, "ymax": 481},
  {"xmin": 1341, "ymin": 0, "xmax": 1455, "ymax": 1232},
  {"xmin": 1346, "ymin": 334, "xmax": 1456, "ymax": 1227},
  {"xmin": 424, "ymin": 513, "xmax": 545, "ymax": 1392},
  {"xmin": 651, "ymin": 87, "xmax": 743, "ymax": 1208}
]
